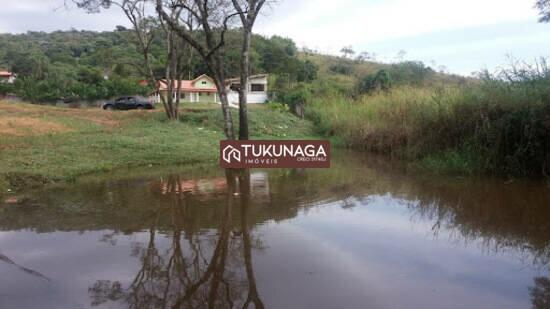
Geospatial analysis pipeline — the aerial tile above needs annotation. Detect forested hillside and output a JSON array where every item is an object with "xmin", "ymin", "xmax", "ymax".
[
  {"xmin": 0, "ymin": 27, "xmax": 318, "ymax": 102},
  {"xmin": 0, "ymin": 27, "xmax": 466, "ymax": 104}
]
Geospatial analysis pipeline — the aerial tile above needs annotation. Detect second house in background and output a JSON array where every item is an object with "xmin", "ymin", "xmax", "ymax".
[{"xmin": 155, "ymin": 74, "xmax": 268, "ymax": 105}]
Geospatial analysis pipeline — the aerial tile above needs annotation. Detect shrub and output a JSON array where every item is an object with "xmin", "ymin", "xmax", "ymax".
[
  {"xmin": 357, "ymin": 70, "xmax": 392, "ymax": 94},
  {"xmin": 0, "ymin": 82, "xmax": 15, "ymax": 95},
  {"xmin": 267, "ymin": 102, "xmax": 289, "ymax": 113},
  {"xmin": 308, "ymin": 60, "xmax": 550, "ymax": 176},
  {"xmin": 14, "ymin": 76, "xmax": 149, "ymax": 103},
  {"xmin": 356, "ymin": 61, "xmax": 435, "ymax": 95},
  {"xmin": 388, "ymin": 61, "xmax": 434, "ymax": 86},
  {"xmin": 277, "ymin": 84, "xmax": 312, "ymax": 110},
  {"xmin": 329, "ymin": 62, "xmax": 354, "ymax": 75},
  {"xmin": 297, "ymin": 60, "xmax": 319, "ymax": 82}
]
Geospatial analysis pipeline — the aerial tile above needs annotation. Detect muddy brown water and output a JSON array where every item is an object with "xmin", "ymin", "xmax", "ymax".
[{"xmin": 1, "ymin": 152, "xmax": 549, "ymax": 309}]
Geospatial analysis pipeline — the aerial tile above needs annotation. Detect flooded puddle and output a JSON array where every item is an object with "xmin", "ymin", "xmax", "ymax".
[{"xmin": 1, "ymin": 153, "xmax": 549, "ymax": 308}]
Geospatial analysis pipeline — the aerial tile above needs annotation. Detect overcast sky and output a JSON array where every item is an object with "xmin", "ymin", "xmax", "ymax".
[{"xmin": 0, "ymin": 0, "xmax": 549, "ymax": 75}]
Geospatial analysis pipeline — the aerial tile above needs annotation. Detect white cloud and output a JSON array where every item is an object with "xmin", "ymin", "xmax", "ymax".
[
  {"xmin": 257, "ymin": 0, "xmax": 539, "ymax": 53},
  {"xmin": 0, "ymin": 0, "xmax": 546, "ymax": 74},
  {"xmin": 0, "ymin": 0, "xmax": 130, "ymax": 33}
]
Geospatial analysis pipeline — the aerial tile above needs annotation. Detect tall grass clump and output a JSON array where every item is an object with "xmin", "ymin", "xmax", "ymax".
[{"xmin": 309, "ymin": 60, "xmax": 550, "ymax": 176}]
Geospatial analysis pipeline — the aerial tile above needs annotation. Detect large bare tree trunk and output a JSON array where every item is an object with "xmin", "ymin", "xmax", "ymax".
[
  {"xmin": 232, "ymin": 0, "xmax": 267, "ymax": 140},
  {"xmin": 216, "ymin": 85, "xmax": 236, "ymax": 140},
  {"xmin": 238, "ymin": 169, "xmax": 265, "ymax": 309},
  {"xmin": 160, "ymin": 6, "xmax": 188, "ymax": 121},
  {"xmin": 238, "ymin": 30, "xmax": 251, "ymax": 140},
  {"xmin": 155, "ymin": 0, "xmax": 238, "ymax": 140}
]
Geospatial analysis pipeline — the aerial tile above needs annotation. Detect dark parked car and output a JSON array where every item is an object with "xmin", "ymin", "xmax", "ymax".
[{"xmin": 102, "ymin": 96, "xmax": 155, "ymax": 110}]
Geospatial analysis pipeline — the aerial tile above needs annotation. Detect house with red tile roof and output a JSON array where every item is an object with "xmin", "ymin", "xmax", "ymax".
[
  {"xmin": 156, "ymin": 74, "xmax": 219, "ymax": 103},
  {"xmin": 0, "ymin": 71, "xmax": 16, "ymax": 84},
  {"xmin": 154, "ymin": 74, "xmax": 268, "ymax": 105}
]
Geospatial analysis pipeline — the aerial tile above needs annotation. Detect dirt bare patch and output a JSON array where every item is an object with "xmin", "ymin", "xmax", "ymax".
[
  {"xmin": 0, "ymin": 101, "xmax": 155, "ymax": 128},
  {"xmin": 0, "ymin": 117, "xmax": 70, "ymax": 136}
]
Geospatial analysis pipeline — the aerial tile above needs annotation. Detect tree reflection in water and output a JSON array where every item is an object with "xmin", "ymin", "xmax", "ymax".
[
  {"xmin": 530, "ymin": 277, "xmax": 550, "ymax": 309},
  {"xmin": 237, "ymin": 170, "xmax": 265, "ymax": 309},
  {"xmin": 1, "ymin": 152, "xmax": 549, "ymax": 308},
  {"xmin": 88, "ymin": 169, "xmax": 265, "ymax": 309}
]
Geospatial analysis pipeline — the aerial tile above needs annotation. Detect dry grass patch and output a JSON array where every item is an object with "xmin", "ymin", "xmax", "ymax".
[
  {"xmin": 40, "ymin": 107, "xmax": 150, "ymax": 127},
  {"xmin": 0, "ymin": 116, "xmax": 70, "ymax": 136},
  {"xmin": 0, "ymin": 101, "xmax": 157, "ymax": 129}
]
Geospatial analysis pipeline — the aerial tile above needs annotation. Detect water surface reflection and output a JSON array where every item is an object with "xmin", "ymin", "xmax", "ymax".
[{"xmin": 0, "ymin": 152, "xmax": 549, "ymax": 308}]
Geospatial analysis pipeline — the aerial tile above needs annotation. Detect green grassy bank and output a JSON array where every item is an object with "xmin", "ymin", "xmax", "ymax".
[
  {"xmin": 0, "ymin": 101, "xmax": 316, "ymax": 195},
  {"xmin": 308, "ymin": 67, "xmax": 550, "ymax": 177}
]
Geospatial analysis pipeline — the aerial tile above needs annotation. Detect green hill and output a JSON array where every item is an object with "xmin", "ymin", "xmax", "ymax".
[{"xmin": 299, "ymin": 52, "xmax": 468, "ymax": 93}]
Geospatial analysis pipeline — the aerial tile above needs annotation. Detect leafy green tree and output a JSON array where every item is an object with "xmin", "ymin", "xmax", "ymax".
[
  {"xmin": 0, "ymin": 18, "xmax": 315, "ymax": 105},
  {"xmin": 340, "ymin": 46, "xmax": 355, "ymax": 58},
  {"xmin": 329, "ymin": 62, "xmax": 354, "ymax": 75},
  {"xmin": 389, "ymin": 61, "xmax": 433, "ymax": 86},
  {"xmin": 358, "ymin": 70, "xmax": 391, "ymax": 94},
  {"xmin": 0, "ymin": 82, "xmax": 14, "ymax": 96},
  {"xmin": 297, "ymin": 60, "xmax": 318, "ymax": 82}
]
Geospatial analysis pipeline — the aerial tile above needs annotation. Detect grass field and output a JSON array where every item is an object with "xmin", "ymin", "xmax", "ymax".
[{"xmin": 0, "ymin": 101, "xmax": 316, "ymax": 193}]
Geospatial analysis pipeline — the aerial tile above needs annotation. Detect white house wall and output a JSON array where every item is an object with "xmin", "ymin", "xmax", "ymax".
[
  {"xmin": 227, "ymin": 92, "xmax": 268, "ymax": 104},
  {"xmin": 227, "ymin": 76, "xmax": 269, "ymax": 104},
  {"xmin": 0, "ymin": 76, "xmax": 15, "ymax": 84}
]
